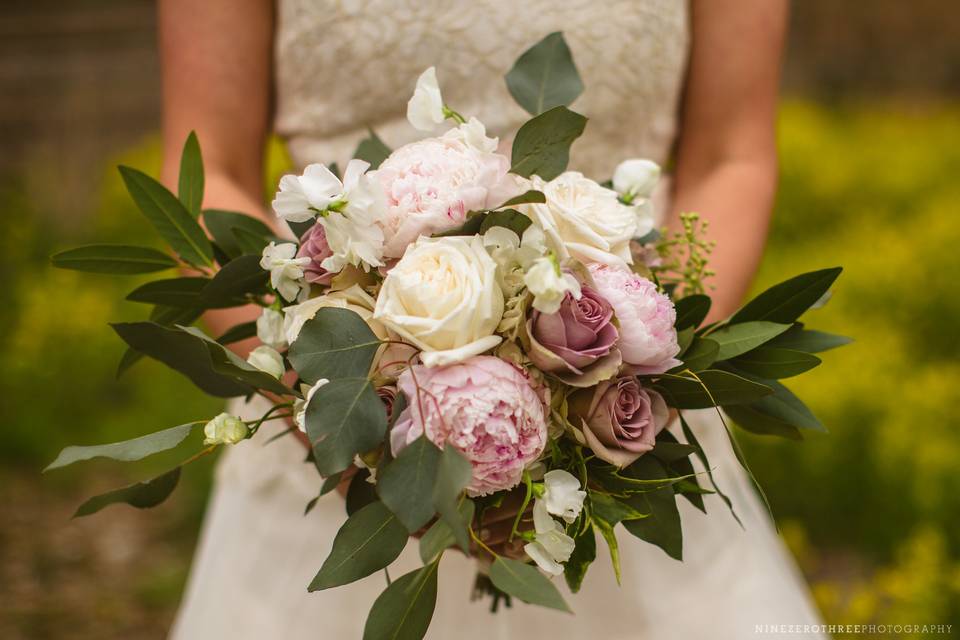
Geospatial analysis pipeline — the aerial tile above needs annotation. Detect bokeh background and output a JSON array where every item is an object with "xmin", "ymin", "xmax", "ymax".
[{"xmin": 2, "ymin": 1, "xmax": 959, "ymax": 637}]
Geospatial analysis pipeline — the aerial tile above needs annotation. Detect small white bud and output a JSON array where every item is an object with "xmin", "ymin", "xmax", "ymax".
[{"xmin": 203, "ymin": 413, "xmax": 249, "ymax": 446}]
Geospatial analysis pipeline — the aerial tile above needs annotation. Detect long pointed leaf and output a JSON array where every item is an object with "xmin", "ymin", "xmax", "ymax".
[{"xmin": 46, "ymin": 422, "xmax": 201, "ymax": 471}]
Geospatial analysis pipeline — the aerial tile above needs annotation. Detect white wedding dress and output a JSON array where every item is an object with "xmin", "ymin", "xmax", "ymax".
[{"xmin": 171, "ymin": 2, "xmax": 826, "ymax": 638}]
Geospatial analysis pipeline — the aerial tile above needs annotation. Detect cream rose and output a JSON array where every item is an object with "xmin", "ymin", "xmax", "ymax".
[
  {"xmin": 524, "ymin": 172, "xmax": 638, "ymax": 267},
  {"xmin": 374, "ymin": 235, "xmax": 504, "ymax": 367}
]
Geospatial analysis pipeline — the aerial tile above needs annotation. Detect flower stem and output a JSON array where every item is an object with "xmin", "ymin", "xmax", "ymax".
[{"xmin": 508, "ymin": 470, "xmax": 533, "ymax": 543}]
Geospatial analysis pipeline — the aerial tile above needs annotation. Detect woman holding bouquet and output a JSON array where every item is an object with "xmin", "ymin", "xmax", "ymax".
[{"xmin": 160, "ymin": 1, "xmax": 823, "ymax": 638}]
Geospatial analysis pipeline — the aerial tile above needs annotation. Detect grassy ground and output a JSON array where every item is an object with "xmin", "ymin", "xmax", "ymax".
[{"xmin": 1, "ymin": 102, "xmax": 958, "ymax": 638}]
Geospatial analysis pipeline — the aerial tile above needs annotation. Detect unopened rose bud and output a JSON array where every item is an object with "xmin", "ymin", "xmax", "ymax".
[{"xmin": 203, "ymin": 413, "xmax": 249, "ymax": 446}]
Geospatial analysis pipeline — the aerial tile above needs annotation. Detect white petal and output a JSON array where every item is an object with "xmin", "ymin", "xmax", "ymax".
[
  {"xmin": 300, "ymin": 163, "xmax": 344, "ymax": 208},
  {"xmin": 406, "ymin": 67, "xmax": 445, "ymax": 132},
  {"xmin": 524, "ymin": 541, "xmax": 564, "ymax": 576},
  {"xmin": 418, "ymin": 335, "xmax": 502, "ymax": 367}
]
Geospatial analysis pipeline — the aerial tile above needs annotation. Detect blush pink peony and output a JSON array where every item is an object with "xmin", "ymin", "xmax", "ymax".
[
  {"xmin": 391, "ymin": 356, "xmax": 547, "ymax": 495},
  {"xmin": 587, "ymin": 263, "xmax": 681, "ymax": 374},
  {"xmin": 376, "ymin": 128, "xmax": 520, "ymax": 258}
]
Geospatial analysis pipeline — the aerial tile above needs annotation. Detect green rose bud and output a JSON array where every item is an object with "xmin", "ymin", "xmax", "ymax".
[{"xmin": 203, "ymin": 413, "xmax": 249, "ymax": 446}]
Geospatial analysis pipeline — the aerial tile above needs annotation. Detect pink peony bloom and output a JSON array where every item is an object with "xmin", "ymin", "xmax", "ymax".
[
  {"xmin": 296, "ymin": 223, "xmax": 334, "ymax": 285},
  {"xmin": 587, "ymin": 263, "xmax": 681, "ymax": 374},
  {"xmin": 391, "ymin": 356, "xmax": 547, "ymax": 495},
  {"xmin": 570, "ymin": 376, "xmax": 669, "ymax": 467},
  {"xmin": 376, "ymin": 131, "xmax": 520, "ymax": 258}
]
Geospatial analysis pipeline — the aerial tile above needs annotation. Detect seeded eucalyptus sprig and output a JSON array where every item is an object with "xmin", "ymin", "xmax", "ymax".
[{"xmin": 653, "ymin": 212, "xmax": 716, "ymax": 296}]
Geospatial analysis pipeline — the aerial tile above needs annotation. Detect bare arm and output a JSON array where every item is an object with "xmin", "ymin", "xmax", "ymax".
[
  {"xmin": 670, "ymin": 0, "xmax": 789, "ymax": 322},
  {"xmin": 158, "ymin": 0, "xmax": 275, "ymax": 353}
]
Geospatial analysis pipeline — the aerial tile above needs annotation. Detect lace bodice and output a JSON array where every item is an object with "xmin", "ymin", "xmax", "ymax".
[{"xmin": 274, "ymin": 0, "xmax": 690, "ymax": 180}]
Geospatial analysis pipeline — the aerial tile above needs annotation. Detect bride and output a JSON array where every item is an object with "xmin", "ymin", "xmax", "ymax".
[{"xmin": 160, "ymin": 1, "xmax": 824, "ymax": 638}]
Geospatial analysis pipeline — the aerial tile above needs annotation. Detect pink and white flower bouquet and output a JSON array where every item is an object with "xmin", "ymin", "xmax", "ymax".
[{"xmin": 48, "ymin": 33, "xmax": 848, "ymax": 638}]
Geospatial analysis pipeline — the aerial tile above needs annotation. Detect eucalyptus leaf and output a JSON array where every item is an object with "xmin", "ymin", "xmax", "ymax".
[
  {"xmin": 288, "ymin": 307, "xmax": 382, "ymax": 383},
  {"xmin": 731, "ymin": 347, "xmax": 821, "ymax": 379},
  {"xmin": 673, "ymin": 294, "xmax": 711, "ymax": 330},
  {"xmin": 621, "ymin": 458, "xmax": 683, "ymax": 560},
  {"xmin": 707, "ymin": 321, "xmax": 791, "ymax": 361},
  {"xmin": 478, "ymin": 208, "xmax": 533, "ymax": 237},
  {"xmin": 489, "ymin": 557, "xmax": 571, "ymax": 613},
  {"xmin": 179, "ymin": 325, "xmax": 293, "ymax": 396},
  {"xmin": 432, "ymin": 445, "xmax": 472, "ymax": 552},
  {"xmin": 419, "ymin": 499, "xmax": 475, "ymax": 564},
  {"xmin": 116, "ymin": 305, "xmax": 203, "ymax": 377},
  {"xmin": 203, "ymin": 209, "xmax": 274, "ymax": 258},
  {"xmin": 362, "ymin": 563, "xmax": 439, "ymax": 640},
  {"xmin": 354, "ymin": 129, "xmax": 392, "ymax": 169},
  {"xmin": 377, "ymin": 436, "xmax": 442, "ymax": 533},
  {"xmin": 51, "ymin": 245, "xmax": 178, "ymax": 274},
  {"xmin": 305, "ymin": 377, "xmax": 387, "ymax": 476},
  {"xmin": 111, "ymin": 322, "xmax": 251, "ymax": 397},
  {"xmin": 126, "ymin": 277, "xmax": 211, "ymax": 307},
  {"xmin": 653, "ymin": 370, "xmax": 773, "ymax": 409},
  {"xmin": 200, "ymin": 254, "xmax": 268, "ymax": 305},
  {"xmin": 496, "ymin": 189, "xmax": 546, "ymax": 207},
  {"xmin": 46, "ymin": 422, "xmax": 201, "ymax": 472},
  {"xmin": 563, "ymin": 523, "xmax": 596, "ymax": 593},
  {"xmin": 505, "ymin": 31, "xmax": 584, "ymax": 115},
  {"xmin": 216, "ymin": 321, "xmax": 257, "ymax": 346},
  {"xmin": 73, "ymin": 467, "xmax": 181, "ymax": 518},
  {"xmin": 309, "ymin": 501, "xmax": 408, "ymax": 591},
  {"xmin": 678, "ymin": 337, "xmax": 719, "ymax": 372},
  {"xmin": 119, "ymin": 165, "xmax": 212, "ymax": 266},
  {"xmin": 731, "ymin": 267, "xmax": 842, "ymax": 324},
  {"xmin": 346, "ymin": 469, "xmax": 378, "ymax": 516},
  {"xmin": 767, "ymin": 325, "xmax": 853, "ymax": 353},
  {"xmin": 510, "ymin": 106, "xmax": 587, "ymax": 180},
  {"xmin": 178, "ymin": 131, "xmax": 204, "ymax": 217},
  {"xmin": 680, "ymin": 414, "xmax": 741, "ymax": 526}
]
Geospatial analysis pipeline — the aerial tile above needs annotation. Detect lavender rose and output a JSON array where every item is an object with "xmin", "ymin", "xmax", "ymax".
[
  {"xmin": 296, "ymin": 223, "xmax": 334, "ymax": 285},
  {"xmin": 569, "ymin": 376, "xmax": 669, "ymax": 467},
  {"xmin": 526, "ymin": 286, "xmax": 622, "ymax": 387}
]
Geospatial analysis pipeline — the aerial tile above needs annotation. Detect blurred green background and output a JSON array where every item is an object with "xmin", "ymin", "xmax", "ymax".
[{"xmin": 1, "ymin": 1, "xmax": 959, "ymax": 638}]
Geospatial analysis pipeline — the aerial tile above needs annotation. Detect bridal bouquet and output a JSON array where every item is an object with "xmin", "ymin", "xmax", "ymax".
[{"xmin": 48, "ymin": 34, "xmax": 848, "ymax": 638}]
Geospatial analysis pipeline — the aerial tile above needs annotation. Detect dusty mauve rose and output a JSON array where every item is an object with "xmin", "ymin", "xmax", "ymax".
[
  {"xmin": 296, "ymin": 224, "xmax": 334, "ymax": 285},
  {"xmin": 375, "ymin": 129, "xmax": 520, "ymax": 258},
  {"xmin": 391, "ymin": 356, "xmax": 547, "ymax": 495},
  {"xmin": 588, "ymin": 263, "xmax": 681, "ymax": 374},
  {"xmin": 526, "ymin": 286, "xmax": 622, "ymax": 387},
  {"xmin": 569, "ymin": 376, "xmax": 669, "ymax": 467}
]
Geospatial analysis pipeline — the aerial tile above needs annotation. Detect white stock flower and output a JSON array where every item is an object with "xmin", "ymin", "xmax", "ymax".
[
  {"xmin": 272, "ymin": 163, "xmax": 344, "ymax": 223},
  {"xmin": 293, "ymin": 378, "xmax": 329, "ymax": 432},
  {"xmin": 315, "ymin": 159, "xmax": 387, "ymax": 273},
  {"xmin": 203, "ymin": 413, "xmax": 249, "ymax": 446},
  {"xmin": 523, "ymin": 500, "xmax": 576, "ymax": 576},
  {"xmin": 406, "ymin": 67, "xmax": 445, "ymax": 132},
  {"xmin": 256, "ymin": 308, "xmax": 287, "ymax": 349},
  {"xmin": 524, "ymin": 255, "xmax": 581, "ymax": 314},
  {"xmin": 445, "ymin": 117, "xmax": 498, "ymax": 153},
  {"xmin": 245, "ymin": 345, "xmax": 285, "ymax": 379},
  {"xmin": 260, "ymin": 241, "xmax": 310, "ymax": 302},
  {"xmin": 374, "ymin": 235, "xmax": 504, "ymax": 368},
  {"xmin": 523, "ymin": 172, "xmax": 638, "ymax": 268},
  {"xmin": 542, "ymin": 470, "xmax": 586, "ymax": 524},
  {"xmin": 612, "ymin": 158, "xmax": 661, "ymax": 201}
]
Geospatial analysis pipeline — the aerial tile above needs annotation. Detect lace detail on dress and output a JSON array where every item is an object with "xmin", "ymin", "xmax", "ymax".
[{"xmin": 274, "ymin": 0, "xmax": 689, "ymax": 180}]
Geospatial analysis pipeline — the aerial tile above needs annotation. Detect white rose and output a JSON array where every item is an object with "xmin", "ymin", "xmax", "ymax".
[
  {"xmin": 245, "ymin": 345, "xmax": 285, "ymax": 379},
  {"xmin": 203, "ymin": 413, "xmax": 249, "ymax": 446},
  {"xmin": 260, "ymin": 241, "xmax": 310, "ymax": 302},
  {"xmin": 293, "ymin": 379, "xmax": 329, "ymax": 432},
  {"xmin": 524, "ymin": 172, "xmax": 638, "ymax": 268},
  {"xmin": 374, "ymin": 235, "xmax": 504, "ymax": 367},
  {"xmin": 524, "ymin": 255, "xmax": 581, "ymax": 314},
  {"xmin": 541, "ymin": 470, "xmax": 586, "ymax": 524},
  {"xmin": 256, "ymin": 308, "xmax": 287, "ymax": 349},
  {"xmin": 406, "ymin": 67, "xmax": 445, "ymax": 132},
  {"xmin": 612, "ymin": 158, "xmax": 661, "ymax": 202},
  {"xmin": 523, "ymin": 500, "xmax": 575, "ymax": 576}
]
